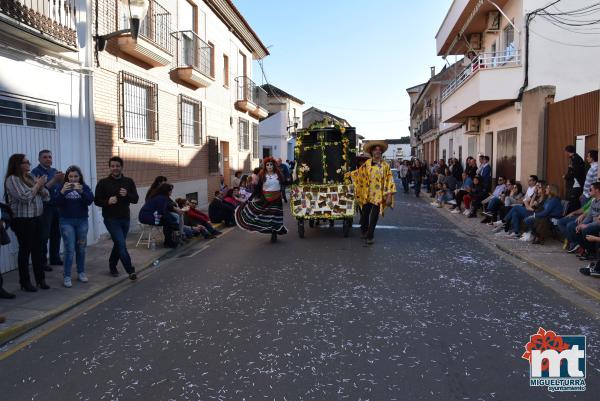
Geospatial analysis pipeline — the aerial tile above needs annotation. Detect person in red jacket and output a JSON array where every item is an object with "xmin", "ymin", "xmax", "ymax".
[{"xmin": 178, "ymin": 199, "xmax": 222, "ymax": 236}]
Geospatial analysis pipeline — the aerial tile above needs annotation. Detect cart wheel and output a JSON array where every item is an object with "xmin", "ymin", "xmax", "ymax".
[
  {"xmin": 343, "ymin": 218, "xmax": 352, "ymax": 237},
  {"xmin": 308, "ymin": 220, "xmax": 315, "ymax": 228},
  {"xmin": 298, "ymin": 219, "xmax": 305, "ymax": 238},
  {"xmin": 329, "ymin": 220, "xmax": 335, "ymax": 228}
]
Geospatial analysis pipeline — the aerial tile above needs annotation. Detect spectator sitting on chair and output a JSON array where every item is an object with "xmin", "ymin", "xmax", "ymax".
[
  {"xmin": 467, "ymin": 176, "xmax": 486, "ymax": 218},
  {"xmin": 138, "ymin": 183, "xmax": 180, "ymax": 248},
  {"xmin": 209, "ymin": 191, "xmax": 236, "ymax": 226},
  {"xmin": 481, "ymin": 176, "xmax": 508, "ymax": 223},
  {"xmin": 525, "ymin": 184, "xmax": 563, "ymax": 245},
  {"xmin": 450, "ymin": 172, "xmax": 472, "ymax": 214},
  {"xmin": 569, "ymin": 182, "xmax": 600, "ymax": 261},
  {"xmin": 499, "ymin": 181, "xmax": 547, "ymax": 238},
  {"xmin": 223, "ymin": 188, "xmax": 241, "ymax": 208},
  {"xmin": 561, "ymin": 197, "xmax": 593, "ymax": 252}
]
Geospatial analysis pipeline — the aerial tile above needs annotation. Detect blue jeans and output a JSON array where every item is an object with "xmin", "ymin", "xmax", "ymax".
[
  {"xmin": 103, "ymin": 218, "xmax": 134, "ymax": 274},
  {"xmin": 574, "ymin": 223, "xmax": 600, "ymax": 252},
  {"xmin": 509, "ymin": 205, "xmax": 532, "ymax": 234},
  {"xmin": 60, "ymin": 217, "xmax": 88, "ymax": 278},
  {"xmin": 486, "ymin": 197, "xmax": 502, "ymax": 213},
  {"xmin": 557, "ymin": 216, "xmax": 577, "ymax": 240}
]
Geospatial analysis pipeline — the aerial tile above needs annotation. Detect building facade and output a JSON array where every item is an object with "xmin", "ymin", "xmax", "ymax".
[
  {"xmin": 93, "ymin": 0, "xmax": 269, "ymax": 221},
  {"xmin": 258, "ymin": 84, "xmax": 304, "ymax": 161},
  {"xmin": 436, "ymin": 0, "xmax": 600, "ymax": 182},
  {"xmin": 0, "ymin": 0, "xmax": 96, "ymax": 273}
]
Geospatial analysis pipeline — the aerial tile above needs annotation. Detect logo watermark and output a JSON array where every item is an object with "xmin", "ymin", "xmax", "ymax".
[{"xmin": 522, "ymin": 327, "xmax": 586, "ymax": 392}]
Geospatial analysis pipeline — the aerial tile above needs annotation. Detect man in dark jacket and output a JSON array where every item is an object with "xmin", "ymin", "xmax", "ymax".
[
  {"xmin": 94, "ymin": 156, "xmax": 139, "ymax": 280},
  {"xmin": 564, "ymin": 145, "xmax": 587, "ymax": 214}
]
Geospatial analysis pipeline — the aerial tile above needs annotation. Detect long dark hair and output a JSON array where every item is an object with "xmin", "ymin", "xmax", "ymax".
[
  {"xmin": 150, "ymin": 183, "xmax": 173, "ymax": 199},
  {"xmin": 64, "ymin": 165, "xmax": 86, "ymax": 185},
  {"xmin": 146, "ymin": 176, "xmax": 168, "ymax": 201},
  {"xmin": 258, "ymin": 157, "xmax": 284, "ymax": 183},
  {"xmin": 5, "ymin": 154, "xmax": 33, "ymax": 186}
]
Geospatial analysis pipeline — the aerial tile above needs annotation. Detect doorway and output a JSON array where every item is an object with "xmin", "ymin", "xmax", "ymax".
[
  {"xmin": 262, "ymin": 146, "xmax": 272, "ymax": 159},
  {"xmin": 496, "ymin": 128, "xmax": 517, "ymax": 181}
]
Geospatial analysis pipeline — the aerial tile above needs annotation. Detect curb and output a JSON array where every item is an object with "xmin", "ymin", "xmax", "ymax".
[
  {"xmin": 415, "ymin": 195, "xmax": 600, "ymax": 303},
  {"xmin": 0, "ymin": 228, "xmax": 220, "ymax": 347}
]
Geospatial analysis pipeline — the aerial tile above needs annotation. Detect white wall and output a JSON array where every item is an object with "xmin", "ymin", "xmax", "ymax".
[
  {"xmin": 258, "ymin": 111, "xmax": 287, "ymax": 160},
  {"xmin": 525, "ymin": 0, "xmax": 600, "ymax": 101},
  {"xmin": 438, "ymin": 126, "xmax": 467, "ymax": 164},
  {"xmin": 383, "ymin": 144, "xmax": 411, "ymax": 160}
]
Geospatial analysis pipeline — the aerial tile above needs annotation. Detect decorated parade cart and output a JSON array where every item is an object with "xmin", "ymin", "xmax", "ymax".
[{"xmin": 290, "ymin": 123, "xmax": 358, "ymax": 237}]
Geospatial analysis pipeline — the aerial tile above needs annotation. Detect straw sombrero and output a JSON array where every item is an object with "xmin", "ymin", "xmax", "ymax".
[{"xmin": 363, "ymin": 140, "xmax": 388, "ymax": 155}]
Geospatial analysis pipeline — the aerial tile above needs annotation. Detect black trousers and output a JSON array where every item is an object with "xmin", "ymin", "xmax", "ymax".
[
  {"xmin": 40, "ymin": 205, "xmax": 61, "ymax": 265},
  {"xmin": 11, "ymin": 216, "xmax": 45, "ymax": 285},
  {"xmin": 360, "ymin": 203, "xmax": 380, "ymax": 240},
  {"xmin": 567, "ymin": 187, "xmax": 583, "ymax": 215}
]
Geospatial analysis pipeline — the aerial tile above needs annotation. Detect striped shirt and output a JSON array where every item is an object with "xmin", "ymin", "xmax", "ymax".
[
  {"xmin": 4, "ymin": 175, "xmax": 49, "ymax": 218},
  {"xmin": 583, "ymin": 162, "xmax": 598, "ymax": 198}
]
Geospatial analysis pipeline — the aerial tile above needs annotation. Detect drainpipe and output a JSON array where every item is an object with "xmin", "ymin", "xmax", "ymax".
[{"xmin": 516, "ymin": 13, "xmax": 534, "ymax": 103}]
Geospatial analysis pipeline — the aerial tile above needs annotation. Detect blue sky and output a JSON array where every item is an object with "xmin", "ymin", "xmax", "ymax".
[{"xmin": 233, "ymin": 0, "xmax": 454, "ymax": 139}]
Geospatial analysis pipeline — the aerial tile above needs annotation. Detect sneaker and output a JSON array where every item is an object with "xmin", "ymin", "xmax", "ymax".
[
  {"xmin": 63, "ymin": 277, "xmax": 72, "ymax": 288},
  {"xmin": 505, "ymin": 232, "xmax": 520, "ymax": 239},
  {"xmin": 519, "ymin": 232, "xmax": 534, "ymax": 242},
  {"xmin": 482, "ymin": 211, "xmax": 493, "ymax": 217},
  {"xmin": 567, "ymin": 244, "xmax": 581, "ymax": 254},
  {"xmin": 493, "ymin": 220, "xmax": 505, "ymax": 227},
  {"xmin": 447, "ymin": 200, "xmax": 457, "ymax": 205},
  {"xmin": 78, "ymin": 273, "xmax": 88, "ymax": 283},
  {"xmin": 129, "ymin": 273, "xmax": 137, "ymax": 281},
  {"xmin": 579, "ymin": 263, "xmax": 600, "ymax": 277},
  {"xmin": 450, "ymin": 209, "xmax": 461, "ymax": 214},
  {"xmin": 492, "ymin": 225, "xmax": 505, "ymax": 233},
  {"xmin": 463, "ymin": 209, "xmax": 470, "ymax": 216}
]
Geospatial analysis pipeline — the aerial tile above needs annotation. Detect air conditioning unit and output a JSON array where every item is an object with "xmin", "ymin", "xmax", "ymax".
[
  {"xmin": 487, "ymin": 11, "xmax": 501, "ymax": 31},
  {"xmin": 466, "ymin": 117, "xmax": 480, "ymax": 133},
  {"xmin": 469, "ymin": 33, "xmax": 482, "ymax": 50}
]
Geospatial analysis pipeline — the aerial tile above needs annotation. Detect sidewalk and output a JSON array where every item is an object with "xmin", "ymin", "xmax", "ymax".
[
  {"xmin": 420, "ymin": 195, "xmax": 600, "ymax": 301},
  {"xmin": 0, "ymin": 228, "xmax": 212, "ymax": 346}
]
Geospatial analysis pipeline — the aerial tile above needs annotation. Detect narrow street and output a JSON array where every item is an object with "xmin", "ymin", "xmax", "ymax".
[{"xmin": 1, "ymin": 188, "xmax": 598, "ymax": 400}]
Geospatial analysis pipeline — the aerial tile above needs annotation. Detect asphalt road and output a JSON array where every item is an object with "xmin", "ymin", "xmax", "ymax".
[{"xmin": 1, "ymin": 189, "xmax": 599, "ymax": 400}]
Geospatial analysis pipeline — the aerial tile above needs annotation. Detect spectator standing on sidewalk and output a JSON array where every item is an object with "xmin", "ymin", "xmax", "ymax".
[
  {"xmin": 32, "ymin": 150, "xmax": 64, "ymax": 271},
  {"xmin": 232, "ymin": 171, "xmax": 242, "ymax": 188},
  {"xmin": 53, "ymin": 166, "xmax": 94, "ymax": 288},
  {"xmin": 4, "ymin": 153, "xmax": 50, "ymax": 291},
  {"xmin": 94, "ymin": 157, "xmax": 139, "ymax": 280},
  {"xmin": 582, "ymin": 150, "xmax": 598, "ymax": 205},
  {"xmin": 564, "ymin": 145, "xmax": 587, "ymax": 215}
]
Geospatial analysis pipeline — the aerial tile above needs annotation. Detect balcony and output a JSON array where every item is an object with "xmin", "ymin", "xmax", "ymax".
[
  {"xmin": 0, "ymin": 0, "xmax": 77, "ymax": 51},
  {"xmin": 171, "ymin": 31, "xmax": 213, "ymax": 88},
  {"xmin": 436, "ymin": 0, "xmax": 510, "ymax": 56},
  {"xmin": 419, "ymin": 115, "xmax": 439, "ymax": 136},
  {"xmin": 235, "ymin": 76, "xmax": 268, "ymax": 119},
  {"xmin": 441, "ymin": 50, "xmax": 522, "ymax": 123},
  {"xmin": 115, "ymin": 0, "xmax": 172, "ymax": 67}
]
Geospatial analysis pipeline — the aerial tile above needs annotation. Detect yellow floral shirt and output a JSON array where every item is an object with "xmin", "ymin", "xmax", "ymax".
[{"xmin": 350, "ymin": 159, "xmax": 396, "ymax": 214}]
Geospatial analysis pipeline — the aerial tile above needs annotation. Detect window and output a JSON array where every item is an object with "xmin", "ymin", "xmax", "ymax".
[
  {"xmin": 0, "ymin": 97, "xmax": 56, "ymax": 128},
  {"xmin": 120, "ymin": 72, "xmax": 158, "ymax": 142},
  {"xmin": 179, "ymin": 95, "xmax": 201, "ymax": 146},
  {"xmin": 223, "ymin": 54, "xmax": 229, "ymax": 87},
  {"xmin": 503, "ymin": 22, "xmax": 515, "ymax": 56},
  {"xmin": 252, "ymin": 122, "xmax": 259, "ymax": 158},
  {"xmin": 208, "ymin": 41, "xmax": 215, "ymax": 78},
  {"xmin": 238, "ymin": 118, "xmax": 249, "ymax": 151},
  {"xmin": 208, "ymin": 136, "xmax": 219, "ymax": 173}
]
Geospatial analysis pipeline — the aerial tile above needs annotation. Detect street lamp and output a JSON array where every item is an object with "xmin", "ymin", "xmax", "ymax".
[{"xmin": 95, "ymin": 0, "xmax": 150, "ymax": 52}]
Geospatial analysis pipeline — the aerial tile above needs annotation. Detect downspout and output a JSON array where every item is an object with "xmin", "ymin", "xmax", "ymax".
[{"xmin": 517, "ymin": 13, "xmax": 534, "ymax": 102}]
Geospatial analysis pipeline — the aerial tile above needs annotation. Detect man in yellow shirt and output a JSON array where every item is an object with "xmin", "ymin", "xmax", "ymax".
[{"xmin": 351, "ymin": 141, "xmax": 396, "ymax": 245}]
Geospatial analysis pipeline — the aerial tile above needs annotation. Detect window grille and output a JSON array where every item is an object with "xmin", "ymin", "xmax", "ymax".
[
  {"xmin": 119, "ymin": 71, "xmax": 159, "ymax": 142},
  {"xmin": 208, "ymin": 136, "xmax": 219, "ymax": 173},
  {"xmin": 238, "ymin": 118, "xmax": 249, "ymax": 151},
  {"xmin": 179, "ymin": 95, "xmax": 201, "ymax": 145}
]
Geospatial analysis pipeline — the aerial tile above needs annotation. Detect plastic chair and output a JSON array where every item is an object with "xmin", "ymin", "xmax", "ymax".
[{"xmin": 136, "ymin": 223, "xmax": 162, "ymax": 249}]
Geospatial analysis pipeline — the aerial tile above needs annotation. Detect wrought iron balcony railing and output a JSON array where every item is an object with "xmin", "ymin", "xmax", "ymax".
[
  {"xmin": 0, "ymin": 0, "xmax": 77, "ymax": 48},
  {"xmin": 120, "ymin": 0, "xmax": 172, "ymax": 53},
  {"xmin": 235, "ymin": 76, "xmax": 267, "ymax": 108},
  {"xmin": 173, "ymin": 30, "xmax": 212, "ymax": 77}
]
